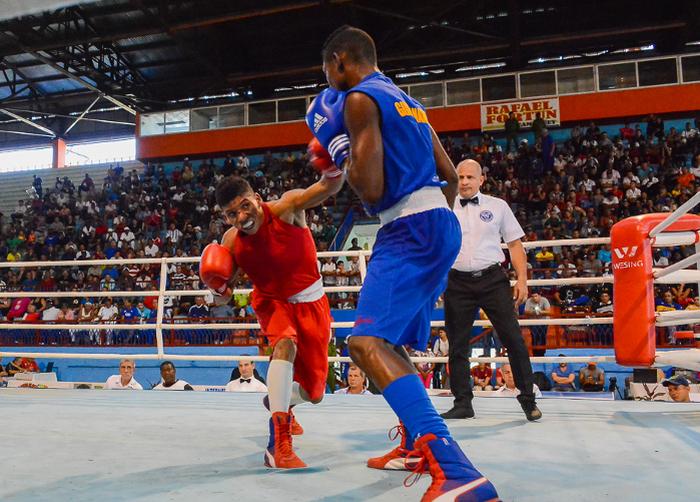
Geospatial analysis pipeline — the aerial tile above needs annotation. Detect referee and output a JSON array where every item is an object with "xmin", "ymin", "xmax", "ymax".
[{"xmin": 441, "ymin": 159, "xmax": 541, "ymax": 421}]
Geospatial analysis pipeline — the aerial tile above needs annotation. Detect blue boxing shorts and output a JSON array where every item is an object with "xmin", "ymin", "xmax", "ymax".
[{"xmin": 352, "ymin": 207, "xmax": 461, "ymax": 350}]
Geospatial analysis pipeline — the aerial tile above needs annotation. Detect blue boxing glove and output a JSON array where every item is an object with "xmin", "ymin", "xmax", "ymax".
[{"xmin": 306, "ymin": 88, "xmax": 349, "ymax": 169}]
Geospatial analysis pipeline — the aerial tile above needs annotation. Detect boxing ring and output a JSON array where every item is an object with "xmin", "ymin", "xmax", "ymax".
[{"xmin": 2, "ymin": 196, "xmax": 700, "ymax": 500}]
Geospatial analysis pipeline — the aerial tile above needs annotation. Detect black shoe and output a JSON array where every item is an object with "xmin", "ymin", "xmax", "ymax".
[
  {"xmin": 520, "ymin": 401, "xmax": 542, "ymax": 422},
  {"xmin": 440, "ymin": 403, "xmax": 475, "ymax": 419}
]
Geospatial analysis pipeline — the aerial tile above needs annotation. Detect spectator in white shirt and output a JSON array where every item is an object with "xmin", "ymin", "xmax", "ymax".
[
  {"xmin": 105, "ymin": 359, "xmax": 143, "ymax": 390},
  {"xmin": 118, "ymin": 226, "xmax": 135, "ymax": 248},
  {"xmin": 153, "ymin": 361, "xmax": 193, "ymax": 391},
  {"xmin": 432, "ymin": 328, "xmax": 449, "ymax": 389},
  {"xmin": 144, "ymin": 238, "xmax": 159, "ymax": 257},
  {"xmin": 334, "ymin": 364, "xmax": 371, "ymax": 395},
  {"xmin": 98, "ymin": 298, "xmax": 119, "ymax": 345},
  {"xmin": 41, "ymin": 299, "xmax": 61, "ymax": 321},
  {"xmin": 625, "ymin": 181, "xmax": 641, "ymax": 201},
  {"xmin": 226, "ymin": 360, "xmax": 268, "ymax": 392},
  {"xmin": 495, "ymin": 363, "xmax": 542, "ymax": 398},
  {"xmin": 320, "ymin": 257, "xmax": 337, "ymax": 286}
]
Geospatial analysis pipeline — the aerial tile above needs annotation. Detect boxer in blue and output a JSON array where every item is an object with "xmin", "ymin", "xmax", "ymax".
[{"xmin": 305, "ymin": 26, "xmax": 499, "ymax": 501}]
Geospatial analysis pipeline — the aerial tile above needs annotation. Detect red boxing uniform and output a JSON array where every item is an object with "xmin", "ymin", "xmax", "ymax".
[{"xmin": 233, "ymin": 203, "xmax": 331, "ymax": 400}]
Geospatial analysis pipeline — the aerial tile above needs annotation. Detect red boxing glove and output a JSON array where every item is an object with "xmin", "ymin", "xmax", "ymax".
[
  {"xmin": 308, "ymin": 137, "xmax": 343, "ymax": 179},
  {"xmin": 200, "ymin": 243, "xmax": 235, "ymax": 295}
]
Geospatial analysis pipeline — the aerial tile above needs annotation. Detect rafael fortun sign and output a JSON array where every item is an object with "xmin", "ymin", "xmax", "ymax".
[{"xmin": 480, "ymin": 97, "xmax": 560, "ymax": 132}]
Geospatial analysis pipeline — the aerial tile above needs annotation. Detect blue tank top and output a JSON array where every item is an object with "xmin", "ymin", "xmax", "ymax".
[{"xmin": 349, "ymin": 72, "xmax": 442, "ymax": 215}]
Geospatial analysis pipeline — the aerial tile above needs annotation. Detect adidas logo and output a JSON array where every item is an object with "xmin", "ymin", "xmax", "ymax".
[{"xmin": 313, "ymin": 113, "xmax": 327, "ymax": 133}]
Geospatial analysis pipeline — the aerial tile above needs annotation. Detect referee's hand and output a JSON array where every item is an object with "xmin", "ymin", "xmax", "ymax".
[{"xmin": 513, "ymin": 278, "xmax": 528, "ymax": 307}]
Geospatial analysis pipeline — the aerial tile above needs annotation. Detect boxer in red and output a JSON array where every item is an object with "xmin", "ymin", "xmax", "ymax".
[{"xmin": 200, "ymin": 140, "xmax": 343, "ymax": 469}]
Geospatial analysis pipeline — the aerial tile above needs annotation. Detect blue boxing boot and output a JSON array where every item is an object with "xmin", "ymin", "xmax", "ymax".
[{"xmin": 406, "ymin": 434, "xmax": 500, "ymax": 502}]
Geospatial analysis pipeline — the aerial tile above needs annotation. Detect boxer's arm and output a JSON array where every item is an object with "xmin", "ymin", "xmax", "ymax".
[
  {"xmin": 276, "ymin": 173, "xmax": 344, "ymax": 213},
  {"xmin": 430, "ymin": 125, "xmax": 458, "ymax": 207},
  {"xmin": 343, "ymin": 92, "xmax": 384, "ymax": 205}
]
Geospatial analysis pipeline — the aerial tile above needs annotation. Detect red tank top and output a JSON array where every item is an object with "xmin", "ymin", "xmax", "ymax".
[{"xmin": 233, "ymin": 203, "xmax": 321, "ymax": 300}]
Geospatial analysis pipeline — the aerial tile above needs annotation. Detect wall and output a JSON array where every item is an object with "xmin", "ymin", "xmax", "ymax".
[{"xmin": 137, "ymin": 83, "xmax": 700, "ymax": 160}]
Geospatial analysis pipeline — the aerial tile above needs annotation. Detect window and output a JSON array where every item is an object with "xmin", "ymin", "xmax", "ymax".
[
  {"xmin": 248, "ymin": 101, "xmax": 277, "ymax": 125},
  {"xmin": 520, "ymin": 71, "xmax": 556, "ymax": 97},
  {"xmin": 218, "ymin": 104, "xmax": 245, "ymax": 128},
  {"xmin": 277, "ymin": 98, "xmax": 306, "ymax": 122},
  {"xmin": 139, "ymin": 113, "xmax": 164, "ymax": 136},
  {"xmin": 598, "ymin": 62, "xmax": 637, "ymax": 90},
  {"xmin": 681, "ymin": 55, "xmax": 700, "ymax": 83},
  {"xmin": 446, "ymin": 79, "xmax": 480, "ymax": 105},
  {"xmin": 190, "ymin": 107, "xmax": 218, "ymax": 131},
  {"xmin": 409, "ymin": 83, "xmax": 444, "ymax": 108},
  {"xmin": 556, "ymin": 67, "xmax": 594, "ymax": 94},
  {"xmin": 637, "ymin": 58, "xmax": 677, "ymax": 86},
  {"xmin": 481, "ymin": 75, "xmax": 516, "ymax": 101},
  {"xmin": 163, "ymin": 110, "xmax": 190, "ymax": 134}
]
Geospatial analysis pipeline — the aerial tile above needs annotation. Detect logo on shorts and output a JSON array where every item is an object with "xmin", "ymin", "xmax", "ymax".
[{"xmin": 479, "ymin": 210, "xmax": 494, "ymax": 222}]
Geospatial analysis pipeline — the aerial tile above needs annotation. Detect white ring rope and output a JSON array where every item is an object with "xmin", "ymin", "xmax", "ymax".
[
  {"xmin": 0, "ymin": 350, "xmax": 618, "ymax": 365},
  {"xmin": 1, "ymin": 227, "xmax": 699, "ymax": 364},
  {"xmin": 648, "ymin": 191, "xmax": 700, "ymax": 239},
  {"xmin": 0, "ymin": 317, "xmax": 615, "ymax": 331},
  {"xmin": 0, "ymin": 279, "xmax": 613, "ymax": 299}
]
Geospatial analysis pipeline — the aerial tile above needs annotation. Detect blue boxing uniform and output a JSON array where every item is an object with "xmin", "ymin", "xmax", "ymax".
[{"xmin": 349, "ymin": 72, "xmax": 461, "ymax": 351}]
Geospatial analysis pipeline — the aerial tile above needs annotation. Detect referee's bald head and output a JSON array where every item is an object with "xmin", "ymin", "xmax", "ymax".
[
  {"xmin": 456, "ymin": 159, "xmax": 484, "ymax": 198},
  {"xmin": 456, "ymin": 159, "xmax": 482, "ymax": 176}
]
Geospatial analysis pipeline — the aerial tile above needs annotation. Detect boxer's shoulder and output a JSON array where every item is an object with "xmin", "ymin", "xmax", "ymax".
[
  {"xmin": 221, "ymin": 226, "xmax": 238, "ymax": 249},
  {"xmin": 268, "ymin": 196, "xmax": 304, "ymax": 226}
]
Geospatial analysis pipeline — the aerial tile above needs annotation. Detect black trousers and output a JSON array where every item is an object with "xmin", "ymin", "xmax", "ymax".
[{"xmin": 445, "ymin": 266, "xmax": 536, "ymax": 406}]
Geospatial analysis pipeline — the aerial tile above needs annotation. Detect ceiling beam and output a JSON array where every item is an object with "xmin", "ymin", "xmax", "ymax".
[
  {"xmin": 0, "ymin": 107, "xmax": 55, "ymax": 136},
  {"xmin": 0, "ymin": 1, "xmax": 351, "ymax": 58}
]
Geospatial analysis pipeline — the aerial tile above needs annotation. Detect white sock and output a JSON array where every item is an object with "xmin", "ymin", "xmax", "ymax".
[
  {"xmin": 290, "ymin": 382, "xmax": 307, "ymax": 406},
  {"xmin": 267, "ymin": 359, "xmax": 293, "ymax": 413}
]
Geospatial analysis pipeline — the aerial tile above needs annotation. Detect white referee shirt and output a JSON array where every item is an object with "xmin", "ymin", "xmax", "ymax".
[
  {"xmin": 452, "ymin": 191, "xmax": 525, "ymax": 272},
  {"xmin": 225, "ymin": 377, "xmax": 268, "ymax": 393}
]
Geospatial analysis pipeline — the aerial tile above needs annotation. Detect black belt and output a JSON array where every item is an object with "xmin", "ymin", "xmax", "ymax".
[{"xmin": 451, "ymin": 263, "xmax": 501, "ymax": 278}]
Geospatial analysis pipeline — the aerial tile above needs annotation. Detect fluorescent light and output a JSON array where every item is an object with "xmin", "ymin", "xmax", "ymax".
[
  {"xmin": 686, "ymin": 41, "xmax": 700, "ymax": 46},
  {"xmin": 455, "ymin": 62, "xmax": 506, "ymax": 72},
  {"xmin": 611, "ymin": 44, "xmax": 655, "ymax": 54},
  {"xmin": 528, "ymin": 54, "xmax": 582, "ymax": 64},
  {"xmin": 292, "ymin": 83, "xmax": 318, "ymax": 90},
  {"xmin": 396, "ymin": 71, "xmax": 429, "ymax": 78}
]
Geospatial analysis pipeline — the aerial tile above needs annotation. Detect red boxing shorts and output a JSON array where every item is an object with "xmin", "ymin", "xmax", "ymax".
[{"xmin": 252, "ymin": 293, "xmax": 331, "ymax": 401}]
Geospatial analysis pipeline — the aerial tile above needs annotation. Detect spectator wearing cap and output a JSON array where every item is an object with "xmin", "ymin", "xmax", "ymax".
[
  {"xmin": 118, "ymin": 226, "xmax": 135, "ymax": 248},
  {"xmin": 662, "ymin": 376, "xmax": 695, "ymax": 402},
  {"xmin": 579, "ymin": 362, "xmax": 605, "ymax": 392}
]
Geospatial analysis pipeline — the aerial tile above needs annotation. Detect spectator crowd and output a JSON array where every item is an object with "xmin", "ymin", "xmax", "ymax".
[{"xmin": 1, "ymin": 114, "xmax": 700, "ymax": 353}]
